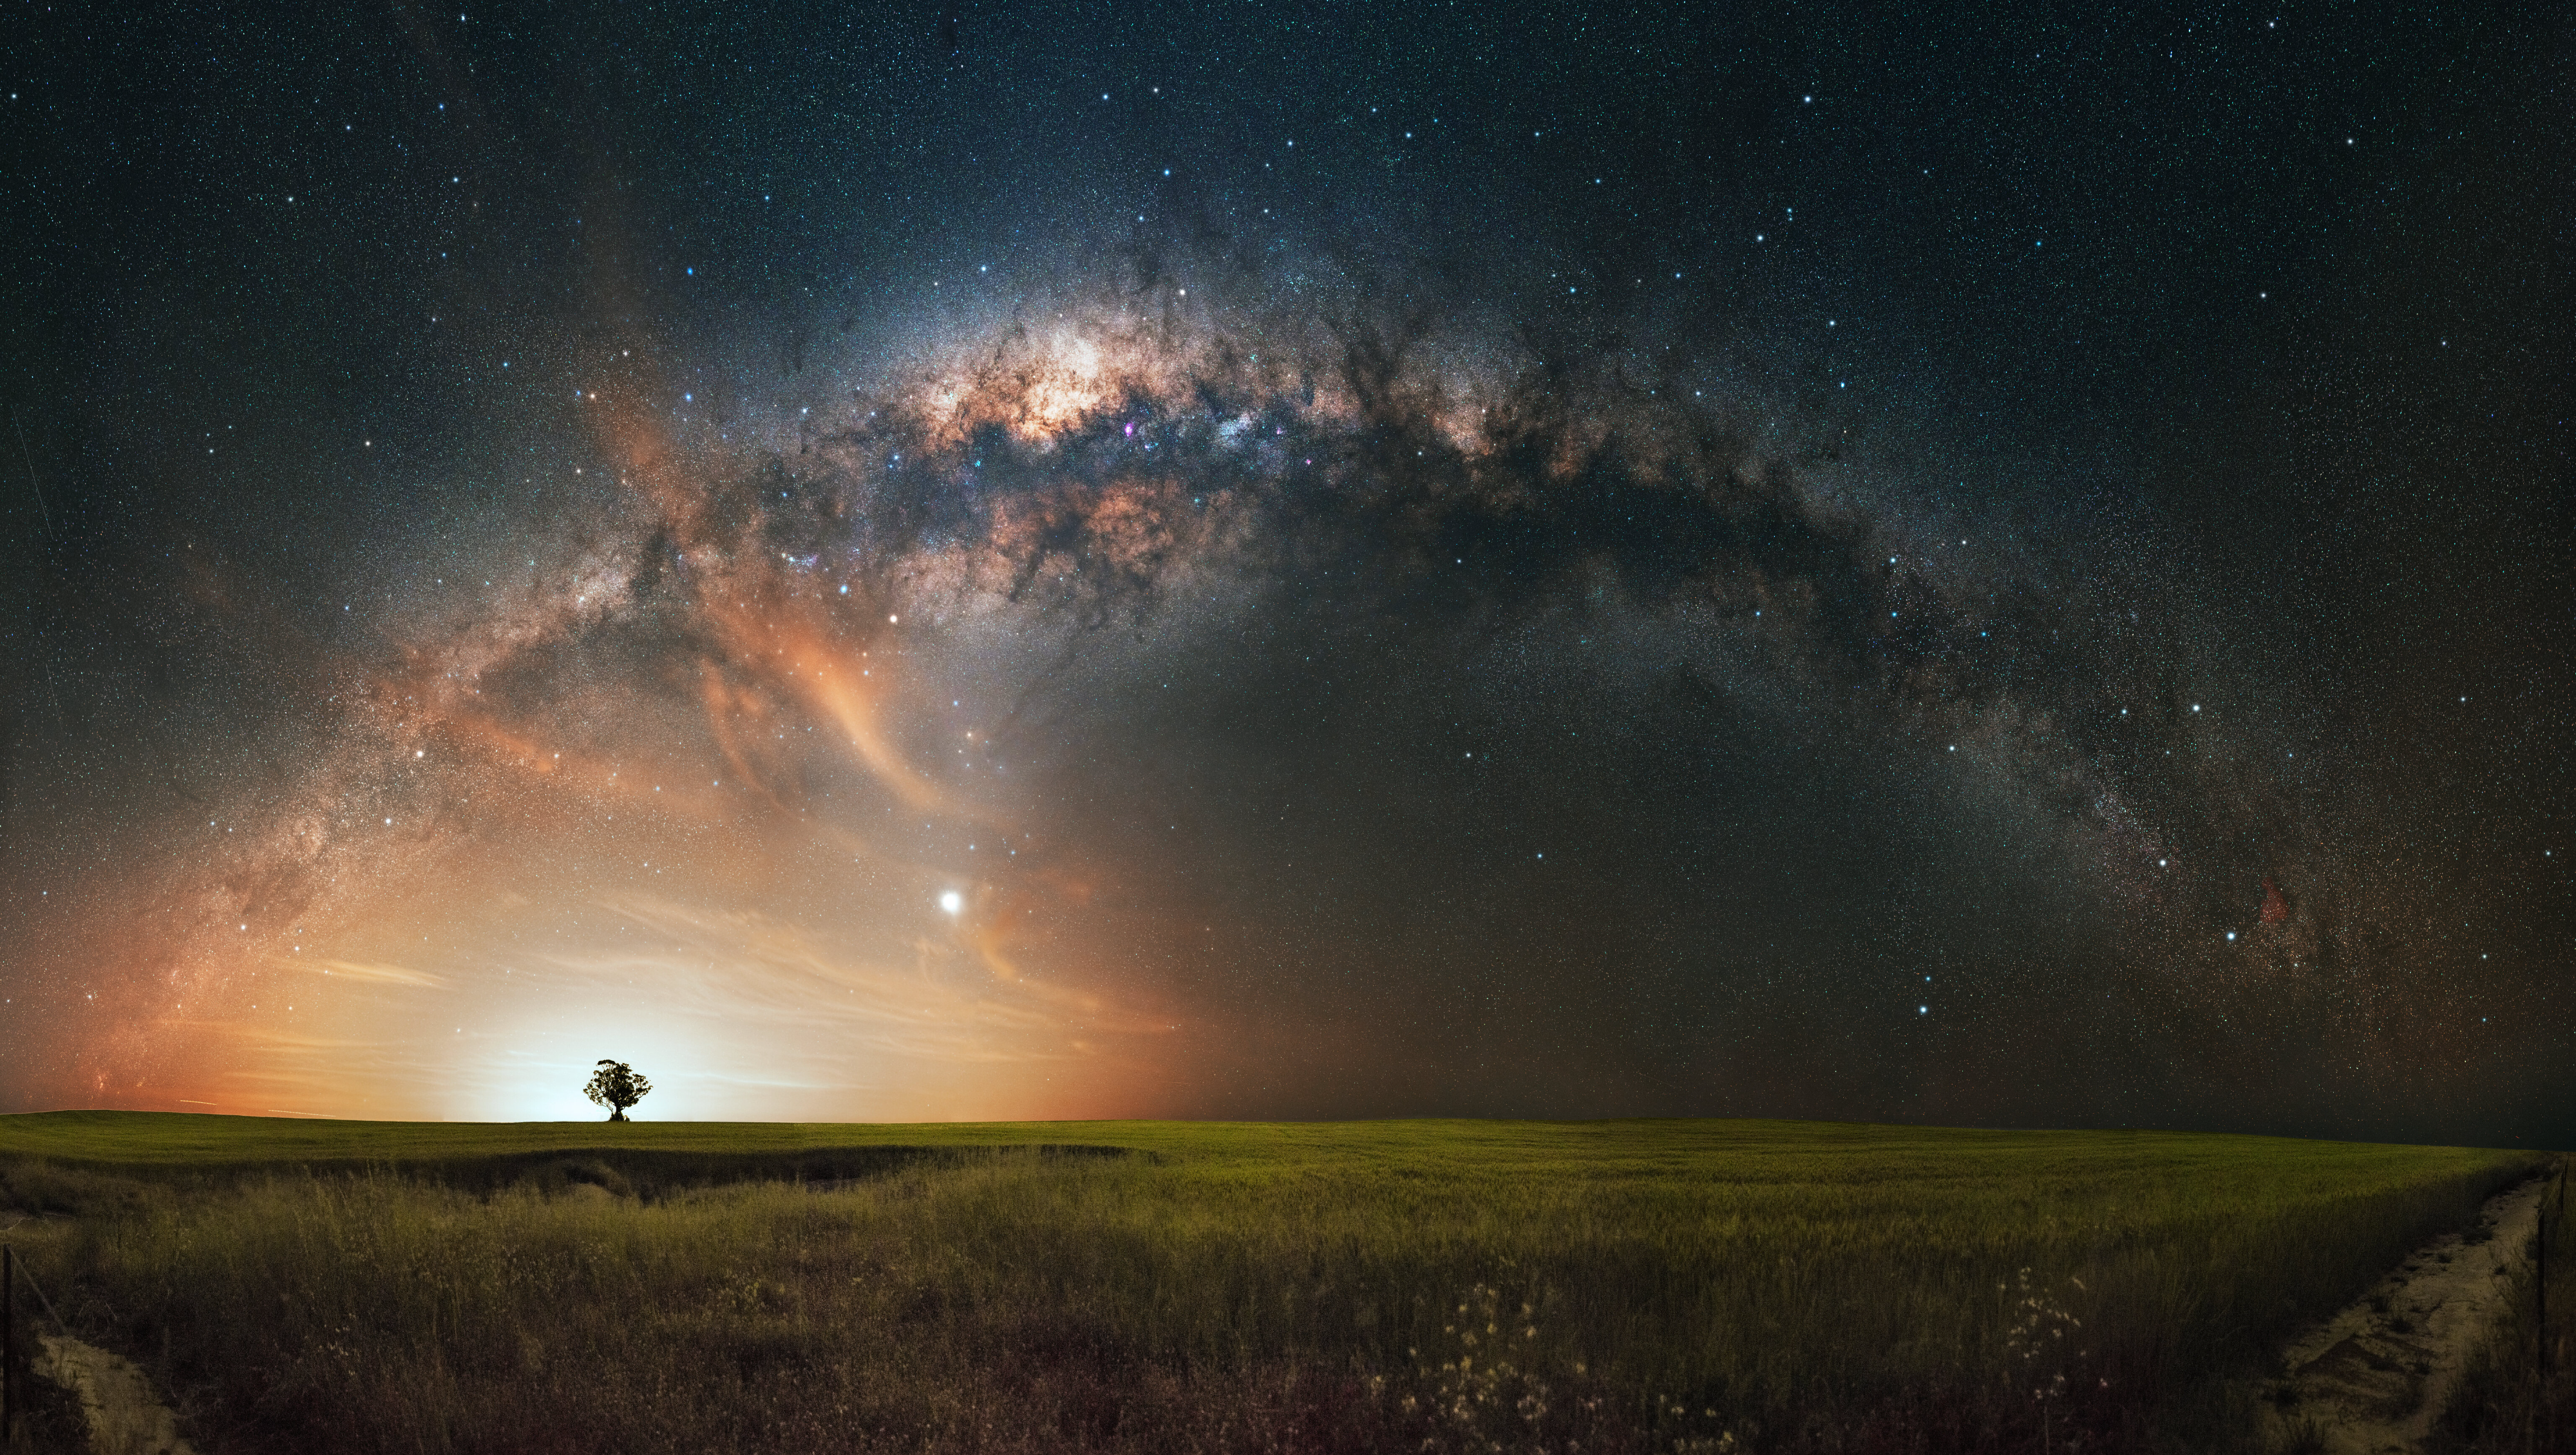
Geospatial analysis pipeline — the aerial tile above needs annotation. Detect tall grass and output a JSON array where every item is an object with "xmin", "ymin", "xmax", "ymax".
[{"xmin": 12, "ymin": 1122, "xmax": 2544, "ymax": 1453}]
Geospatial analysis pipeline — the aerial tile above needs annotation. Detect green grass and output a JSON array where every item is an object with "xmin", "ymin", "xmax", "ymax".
[
  {"xmin": 0, "ymin": 1113, "xmax": 2546, "ymax": 1454},
  {"xmin": 0, "ymin": 1109, "xmax": 1130, "ymax": 1165}
]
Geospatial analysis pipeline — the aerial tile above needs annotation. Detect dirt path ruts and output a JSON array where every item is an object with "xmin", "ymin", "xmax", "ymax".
[
  {"xmin": 2262, "ymin": 1176, "xmax": 2546, "ymax": 1455},
  {"xmin": 34, "ymin": 1333, "xmax": 196, "ymax": 1455}
]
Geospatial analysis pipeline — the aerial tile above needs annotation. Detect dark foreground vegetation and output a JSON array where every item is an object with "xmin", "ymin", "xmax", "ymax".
[{"xmin": 0, "ymin": 1114, "xmax": 2549, "ymax": 1454}]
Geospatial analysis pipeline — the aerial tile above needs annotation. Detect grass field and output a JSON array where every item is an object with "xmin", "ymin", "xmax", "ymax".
[{"xmin": 0, "ymin": 1114, "xmax": 2550, "ymax": 1454}]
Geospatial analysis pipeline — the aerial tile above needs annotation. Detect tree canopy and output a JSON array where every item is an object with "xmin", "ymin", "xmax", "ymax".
[{"xmin": 582, "ymin": 1060, "xmax": 652, "ymax": 1122}]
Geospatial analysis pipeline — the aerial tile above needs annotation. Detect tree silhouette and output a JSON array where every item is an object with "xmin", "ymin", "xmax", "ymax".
[{"xmin": 583, "ymin": 1059, "xmax": 652, "ymax": 1122}]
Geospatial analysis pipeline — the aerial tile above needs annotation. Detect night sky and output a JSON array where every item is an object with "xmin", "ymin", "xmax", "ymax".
[{"xmin": 2, "ymin": 1, "xmax": 2568, "ymax": 1142}]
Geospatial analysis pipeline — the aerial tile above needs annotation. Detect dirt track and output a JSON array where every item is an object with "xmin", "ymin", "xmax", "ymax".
[
  {"xmin": 33, "ymin": 1333, "xmax": 196, "ymax": 1455},
  {"xmin": 2260, "ymin": 1176, "xmax": 2546, "ymax": 1455}
]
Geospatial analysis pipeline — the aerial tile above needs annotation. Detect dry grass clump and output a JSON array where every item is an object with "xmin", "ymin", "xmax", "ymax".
[
  {"xmin": 12, "ymin": 1120, "xmax": 2546, "ymax": 1453},
  {"xmin": 0, "ymin": 1160, "xmax": 166, "ymax": 1220}
]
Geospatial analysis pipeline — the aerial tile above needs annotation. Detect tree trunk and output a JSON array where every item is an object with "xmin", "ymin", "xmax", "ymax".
[{"xmin": 608, "ymin": 1108, "xmax": 625, "ymax": 1122}]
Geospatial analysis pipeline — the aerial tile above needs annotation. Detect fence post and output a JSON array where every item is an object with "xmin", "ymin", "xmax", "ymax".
[{"xmin": 4, "ymin": 1243, "xmax": 14, "ymax": 1446}]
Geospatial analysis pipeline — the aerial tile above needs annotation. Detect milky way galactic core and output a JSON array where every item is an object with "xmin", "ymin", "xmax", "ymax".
[{"xmin": 2, "ymin": 1, "xmax": 2566, "ymax": 1140}]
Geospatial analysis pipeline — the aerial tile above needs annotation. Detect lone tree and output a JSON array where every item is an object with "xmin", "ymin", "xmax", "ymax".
[{"xmin": 583, "ymin": 1059, "xmax": 652, "ymax": 1122}]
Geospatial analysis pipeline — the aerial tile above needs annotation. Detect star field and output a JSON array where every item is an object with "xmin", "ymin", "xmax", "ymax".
[{"xmin": 0, "ymin": 0, "xmax": 2568, "ymax": 1142}]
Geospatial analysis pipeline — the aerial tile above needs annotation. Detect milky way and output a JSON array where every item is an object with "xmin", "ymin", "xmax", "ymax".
[{"xmin": 3, "ymin": 1, "xmax": 2567, "ymax": 1141}]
